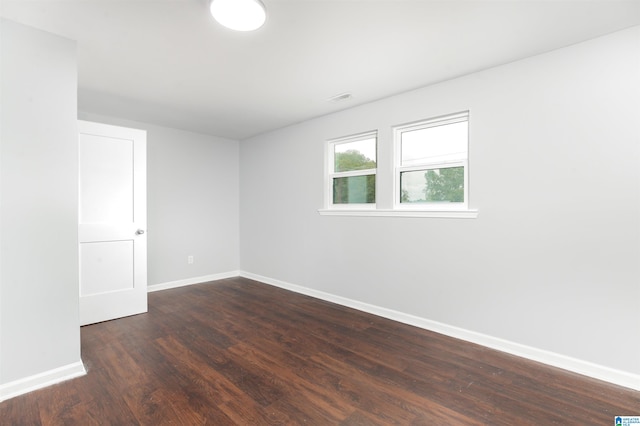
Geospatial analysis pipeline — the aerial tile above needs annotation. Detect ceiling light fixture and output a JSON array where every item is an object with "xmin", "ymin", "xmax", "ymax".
[{"xmin": 210, "ymin": 0, "xmax": 266, "ymax": 32}]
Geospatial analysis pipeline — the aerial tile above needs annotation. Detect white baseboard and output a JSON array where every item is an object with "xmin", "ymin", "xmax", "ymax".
[
  {"xmin": 148, "ymin": 271, "xmax": 240, "ymax": 293},
  {"xmin": 239, "ymin": 271, "xmax": 640, "ymax": 391},
  {"xmin": 0, "ymin": 361, "xmax": 86, "ymax": 402}
]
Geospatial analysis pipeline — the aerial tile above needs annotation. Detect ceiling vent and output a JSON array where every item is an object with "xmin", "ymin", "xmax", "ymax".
[{"xmin": 327, "ymin": 92, "xmax": 353, "ymax": 103}]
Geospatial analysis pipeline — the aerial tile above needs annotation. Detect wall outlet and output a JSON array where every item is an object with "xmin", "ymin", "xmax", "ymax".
[{"xmin": 188, "ymin": 255, "xmax": 194, "ymax": 264}]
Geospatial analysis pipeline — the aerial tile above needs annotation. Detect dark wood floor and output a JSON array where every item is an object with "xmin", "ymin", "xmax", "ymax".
[{"xmin": 1, "ymin": 277, "xmax": 638, "ymax": 425}]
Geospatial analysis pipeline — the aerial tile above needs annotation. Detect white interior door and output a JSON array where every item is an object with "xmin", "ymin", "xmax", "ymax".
[{"xmin": 78, "ymin": 120, "xmax": 147, "ymax": 326}]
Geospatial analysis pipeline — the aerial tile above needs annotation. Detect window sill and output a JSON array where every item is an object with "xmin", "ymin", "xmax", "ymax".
[{"xmin": 317, "ymin": 208, "xmax": 478, "ymax": 218}]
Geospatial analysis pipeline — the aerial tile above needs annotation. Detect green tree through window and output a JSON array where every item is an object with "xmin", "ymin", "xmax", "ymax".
[
  {"xmin": 335, "ymin": 149, "xmax": 376, "ymax": 172},
  {"xmin": 333, "ymin": 150, "xmax": 376, "ymax": 204},
  {"xmin": 423, "ymin": 167, "xmax": 464, "ymax": 202}
]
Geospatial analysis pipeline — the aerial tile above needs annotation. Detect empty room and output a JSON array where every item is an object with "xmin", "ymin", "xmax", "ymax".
[{"xmin": 1, "ymin": 0, "xmax": 639, "ymax": 424}]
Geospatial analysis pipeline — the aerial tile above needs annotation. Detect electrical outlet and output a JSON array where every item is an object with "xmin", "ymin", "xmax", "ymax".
[{"xmin": 188, "ymin": 255, "xmax": 194, "ymax": 264}]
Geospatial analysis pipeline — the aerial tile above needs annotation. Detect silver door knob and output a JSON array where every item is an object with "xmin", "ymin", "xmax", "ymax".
[{"xmin": 135, "ymin": 229, "xmax": 145, "ymax": 235}]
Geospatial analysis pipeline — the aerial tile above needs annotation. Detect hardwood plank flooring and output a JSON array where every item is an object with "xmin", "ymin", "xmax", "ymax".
[{"xmin": 1, "ymin": 277, "xmax": 638, "ymax": 425}]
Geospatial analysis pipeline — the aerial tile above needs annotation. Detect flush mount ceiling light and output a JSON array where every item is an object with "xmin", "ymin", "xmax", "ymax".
[{"xmin": 210, "ymin": 0, "xmax": 266, "ymax": 32}]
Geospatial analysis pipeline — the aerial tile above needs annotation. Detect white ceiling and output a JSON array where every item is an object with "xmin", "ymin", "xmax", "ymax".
[{"xmin": 2, "ymin": 0, "xmax": 639, "ymax": 140}]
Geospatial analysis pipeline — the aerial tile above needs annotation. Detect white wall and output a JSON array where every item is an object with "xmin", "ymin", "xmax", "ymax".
[
  {"xmin": 240, "ymin": 26, "xmax": 640, "ymax": 379},
  {"xmin": 78, "ymin": 113, "xmax": 240, "ymax": 287},
  {"xmin": 0, "ymin": 20, "xmax": 82, "ymax": 386},
  {"xmin": 0, "ymin": 18, "xmax": 239, "ymax": 396},
  {"xmin": 1, "ymin": 18, "xmax": 636, "ymax": 396}
]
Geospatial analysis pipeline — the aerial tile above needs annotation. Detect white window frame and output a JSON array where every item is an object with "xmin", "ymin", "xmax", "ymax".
[
  {"xmin": 393, "ymin": 111, "xmax": 470, "ymax": 212},
  {"xmin": 325, "ymin": 131, "xmax": 377, "ymax": 210},
  {"xmin": 319, "ymin": 112, "xmax": 477, "ymax": 218}
]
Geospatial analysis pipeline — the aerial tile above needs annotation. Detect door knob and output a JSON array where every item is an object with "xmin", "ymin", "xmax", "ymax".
[{"xmin": 135, "ymin": 229, "xmax": 145, "ymax": 235}]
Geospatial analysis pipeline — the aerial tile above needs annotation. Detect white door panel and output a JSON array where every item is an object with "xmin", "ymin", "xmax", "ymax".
[
  {"xmin": 79, "ymin": 134, "xmax": 134, "ymax": 223},
  {"xmin": 78, "ymin": 120, "xmax": 147, "ymax": 326},
  {"xmin": 80, "ymin": 241, "xmax": 134, "ymax": 296}
]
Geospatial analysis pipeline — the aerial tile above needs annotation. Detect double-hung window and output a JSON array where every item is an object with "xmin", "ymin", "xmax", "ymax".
[
  {"xmin": 327, "ymin": 131, "xmax": 377, "ymax": 208},
  {"xmin": 321, "ymin": 112, "xmax": 475, "ymax": 217},
  {"xmin": 394, "ymin": 112, "xmax": 469, "ymax": 210}
]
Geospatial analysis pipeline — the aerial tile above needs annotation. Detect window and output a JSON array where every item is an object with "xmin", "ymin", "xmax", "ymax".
[
  {"xmin": 394, "ymin": 112, "xmax": 469, "ymax": 210},
  {"xmin": 320, "ymin": 111, "xmax": 476, "ymax": 218},
  {"xmin": 327, "ymin": 132, "xmax": 377, "ymax": 207}
]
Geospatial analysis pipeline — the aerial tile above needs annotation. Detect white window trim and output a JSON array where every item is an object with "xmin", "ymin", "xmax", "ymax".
[
  {"xmin": 394, "ymin": 160, "xmax": 469, "ymax": 211},
  {"xmin": 319, "ymin": 111, "xmax": 478, "ymax": 219},
  {"xmin": 325, "ymin": 131, "xmax": 377, "ymax": 209},
  {"xmin": 393, "ymin": 111, "xmax": 471, "ymax": 212},
  {"xmin": 317, "ymin": 208, "xmax": 478, "ymax": 218}
]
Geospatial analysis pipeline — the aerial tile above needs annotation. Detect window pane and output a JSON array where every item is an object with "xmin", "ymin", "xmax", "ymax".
[
  {"xmin": 401, "ymin": 121, "xmax": 467, "ymax": 166},
  {"xmin": 333, "ymin": 175, "xmax": 375, "ymax": 204},
  {"xmin": 334, "ymin": 138, "xmax": 376, "ymax": 172},
  {"xmin": 400, "ymin": 167, "xmax": 464, "ymax": 203}
]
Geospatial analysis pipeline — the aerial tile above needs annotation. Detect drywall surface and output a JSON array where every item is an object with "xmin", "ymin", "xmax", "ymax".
[
  {"xmin": 240, "ymin": 26, "xmax": 640, "ymax": 375},
  {"xmin": 0, "ymin": 19, "xmax": 81, "ymax": 383},
  {"xmin": 78, "ymin": 113, "xmax": 240, "ymax": 286}
]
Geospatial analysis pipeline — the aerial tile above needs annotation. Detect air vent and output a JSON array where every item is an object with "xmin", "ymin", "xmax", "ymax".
[{"xmin": 327, "ymin": 92, "xmax": 353, "ymax": 103}]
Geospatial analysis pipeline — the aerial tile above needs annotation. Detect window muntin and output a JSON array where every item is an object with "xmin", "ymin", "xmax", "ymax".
[
  {"xmin": 327, "ymin": 132, "xmax": 377, "ymax": 207},
  {"xmin": 395, "ymin": 112, "xmax": 469, "ymax": 209}
]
